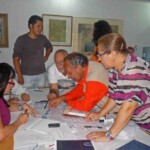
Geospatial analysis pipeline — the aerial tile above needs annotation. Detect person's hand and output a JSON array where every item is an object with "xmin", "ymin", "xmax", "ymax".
[
  {"xmin": 9, "ymin": 103, "xmax": 19, "ymax": 112},
  {"xmin": 64, "ymin": 106, "xmax": 73, "ymax": 114},
  {"xmin": 86, "ymin": 131, "xmax": 110, "ymax": 142},
  {"xmin": 47, "ymin": 92, "xmax": 57, "ymax": 100},
  {"xmin": 22, "ymin": 103, "xmax": 39, "ymax": 117},
  {"xmin": 44, "ymin": 56, "xmax": 48, "ymax": 62},
  {"xmin": 18, "ymin": 76, "xmax": 24, "ymax": 85},
  {"xmin": 85, "ymin": 112, "xmax": 101, "ymax": 122},
  {"xmin": 21, "ymin": 93, "xmax": 30, "ymax": 102},
  {"xmin": 49, "ymin": 97, "xmax": 63, "ymax": 109},
  {"xmin": 17, "ymin": 113, "xmax": 29, "ymax": 125},
  {"xmin": 8, "ymin": 97, "xmax": 20, "ymax": 104}
]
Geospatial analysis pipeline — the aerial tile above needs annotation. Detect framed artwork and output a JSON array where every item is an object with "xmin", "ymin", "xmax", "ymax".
[
  {"xmin": 0, "ymin": 14, "xmax": 8, "ymax": 47},
  {"xmin": 43, "ymin": 14, "xmax": 72, "ymax": 46},
  {"xmin": 73, "ymin": 17, "xmax": 123, "ymax": 55}
]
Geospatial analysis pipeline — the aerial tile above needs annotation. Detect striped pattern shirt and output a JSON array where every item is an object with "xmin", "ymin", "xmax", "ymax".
[{"xmin": 108, "ymin": 54, "xmax": 150, "ymax": 132}]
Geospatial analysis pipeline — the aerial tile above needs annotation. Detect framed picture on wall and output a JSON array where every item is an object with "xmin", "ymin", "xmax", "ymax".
[
  {"xmin": 73, "ymin": 17, "xmax": 123, "ymax": 55},
  {"xmin": 43, "ymin": 14, "xmax": 72, "ymax": 46},
  {"xmin": 0, "ymin": 14, "xmax": 8, "ymax": 48}
]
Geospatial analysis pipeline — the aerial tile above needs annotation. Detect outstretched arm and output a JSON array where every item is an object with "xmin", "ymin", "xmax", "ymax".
[
  {"xmin": 86, "ymin": 101, "xmax": 138, "ymax": 142},
  {"xmin": 0, "ymin": 113, "xmax": 28, "ymax": 141}
]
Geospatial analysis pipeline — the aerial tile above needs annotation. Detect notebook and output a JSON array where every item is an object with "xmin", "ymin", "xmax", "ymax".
[
  {"xmin": 57, "ymin": 140, "xmax": 95, "ymax": 150},
  {"xmin": 116, "ymin": 140, "xmax": 150, "ymax": 150}
]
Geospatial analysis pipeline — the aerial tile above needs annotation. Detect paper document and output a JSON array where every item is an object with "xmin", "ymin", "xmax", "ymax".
[
  {"xmin": 26, "ymin": 117, "xmax": 61, "ymax": 134},
  {"xmin": 63, "ymin": 107, "xmax": 87, "ymax": 118}
]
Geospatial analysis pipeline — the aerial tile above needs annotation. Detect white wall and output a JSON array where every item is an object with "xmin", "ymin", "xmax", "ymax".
[{"xmin": 0, "ymin": 0, "xmax": 150, "ymax": 67}]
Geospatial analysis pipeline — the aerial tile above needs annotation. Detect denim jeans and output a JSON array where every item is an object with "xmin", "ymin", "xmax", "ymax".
[{"xmin": 23, "ymin": 72, "xmax": 47, "ymax": 88}]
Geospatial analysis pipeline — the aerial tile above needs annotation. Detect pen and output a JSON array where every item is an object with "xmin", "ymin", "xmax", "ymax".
[
  {"xmin": 44, "ymin": 100, "xmax": 49, "ymax": 109},
  {"xmin": 84, "ymin": 125, "xmax": 102, "ymax": 129},
  {"xmin": 37, "ymin": 100, "xmax": 47, "ymax": 103}
]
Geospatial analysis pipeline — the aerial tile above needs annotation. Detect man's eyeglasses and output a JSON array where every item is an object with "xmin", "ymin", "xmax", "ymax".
[
  {"xmin": 8, "ymin": 82, "xmax": 15, "ymax": 86},
  {"xmin": 97, "ymin": 51, "xmax": 111, "ymax": 58}
]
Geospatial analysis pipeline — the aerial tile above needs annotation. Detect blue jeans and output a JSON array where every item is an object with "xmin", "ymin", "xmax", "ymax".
[{"xmin": 23, "ymin": 72, "xmax": 47, "ymax": 88}]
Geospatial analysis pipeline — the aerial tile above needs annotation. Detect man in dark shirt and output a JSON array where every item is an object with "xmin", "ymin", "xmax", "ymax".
[{"xmin": 13, "ymin": 15, "xmax": 53, "ymax": 88}]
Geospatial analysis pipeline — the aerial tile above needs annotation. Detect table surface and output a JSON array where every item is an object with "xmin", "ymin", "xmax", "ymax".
[{"xmin": 11, "ymin": 88, "xmax": 150, "ymax": 150}]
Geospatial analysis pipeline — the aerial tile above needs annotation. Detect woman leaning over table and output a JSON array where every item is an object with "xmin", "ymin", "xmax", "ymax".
[
  {"xmin": 86, "ymin": 33, "xmax": 150, "ymax": 142},
  {"xmin": 0, "ymin": 63, "xmax": 37, "ymax": 142}
]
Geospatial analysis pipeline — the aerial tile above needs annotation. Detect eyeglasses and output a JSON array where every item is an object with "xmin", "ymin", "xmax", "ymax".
[
  {"xmin": 97, "ymin": 51, "xmax": 111, "ymax": 58},
  {"xmin": 8, "ymin": 82, "xmax": 15, "ymax": 86}
]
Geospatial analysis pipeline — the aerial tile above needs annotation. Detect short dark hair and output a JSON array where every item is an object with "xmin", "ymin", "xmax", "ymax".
[
  {"xmin": 64, "ymin": 52, "xmax": 88, "ymax": 67},
  {"xmin": 93, "ymin": 20, "xmax": 112, "ymax": 46},
  {"xmin": 28, "ymin": 15, "xmax": 43, "ymax": 28}
]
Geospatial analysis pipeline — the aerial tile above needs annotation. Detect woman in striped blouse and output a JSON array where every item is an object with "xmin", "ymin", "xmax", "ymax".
[{"xmin": 86, "ymin": 33, "xmax": 150, "ymax": 142}]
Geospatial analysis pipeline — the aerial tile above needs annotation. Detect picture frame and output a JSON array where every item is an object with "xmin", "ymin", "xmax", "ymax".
[
  {"xmin": 0, "ymin": 14, "xmax": 8, "ymax": 48},
  {"xmin": 43, "ymin": 14, "xmax": 72, "ymax": 46},
  {"xmin": 73, "ymin": 17, "xmax": 123, "ymax": 55}
]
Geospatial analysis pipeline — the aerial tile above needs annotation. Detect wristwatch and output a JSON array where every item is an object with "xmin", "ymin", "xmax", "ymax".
[{"xmin": 106, "ymin": 131, "xmax": 114, "ymax": 140}]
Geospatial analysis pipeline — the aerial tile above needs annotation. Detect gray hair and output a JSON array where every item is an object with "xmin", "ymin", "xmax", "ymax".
[
  {"xmin": 64, "ymin": 52, "xmax": 88, "ymax": 67},
  {"xmin": 54, "ymin": 49, "xmax": 68, "ymax": 57}
]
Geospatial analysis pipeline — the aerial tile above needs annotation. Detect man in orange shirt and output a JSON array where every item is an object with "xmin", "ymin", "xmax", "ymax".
[{"xmin": 49, "ymin": 52, "xmax": 108, "ymax": 111}]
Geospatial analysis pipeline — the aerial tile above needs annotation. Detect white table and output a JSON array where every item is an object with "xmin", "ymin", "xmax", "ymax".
[{"xmin": 12, "ymin": 88, "xmax": 150, "ymax": 150}]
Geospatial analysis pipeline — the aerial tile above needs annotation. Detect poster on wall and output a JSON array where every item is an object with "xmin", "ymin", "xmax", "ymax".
[
  {"xmin": 0, "ymin": 14, "xmax": 8, "ymax": 48},
  {"xmin": 43, "ymin": 14, "xmax": 72, "ymax": 46}
]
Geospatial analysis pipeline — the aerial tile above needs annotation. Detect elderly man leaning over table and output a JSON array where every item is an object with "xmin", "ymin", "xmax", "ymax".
[
  {"xmin": 47, "ymin": 49, "xmax": 75, "ymax": 100},
  {"xmin": 48, "ymin": 52, "xmax": 108, "ymax": 111}
]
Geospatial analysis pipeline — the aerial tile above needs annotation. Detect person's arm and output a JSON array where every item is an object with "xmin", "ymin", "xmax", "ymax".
[
  {"xmin": 109, "ymin": 101, "xmax": 138, "ymax": 138},
  {"xmin": 47, "ymin": 83, "xmax": 59, "ymax": 100},
  {"xmin": 8, "ymin": 103, "xmax": 38, "ymax": 117},
  {"xmin": 11, "ymin": 80, "xmax": 30, "ymax": 102},
  {"xmin": 66, "ymin": 81, "xmax": 108, "ymax": 111},
  {"xmin": 86, "ymin": 98, "xmax": 117, "ymax": 121},
  {"xmin": 86, "ymin": 101, "xmax": 138, "ymax": 142},
  {"xmin": 13, "ymin": 57, "xmax": 24, "ymax": 85},
  {"xmin": 0, "ymin": 113, "xmax": 28, "ymax": 141},
  {"xmin": 44, "ymin": 48, "xmax": 52, "ymax": 62},
  {"xmin": 49, "ymin": 81, "xmax": 84, "ymax": 108},
  {"xmin": 64, "ymin": 81, "xmax": 84, "ymax": 101}
]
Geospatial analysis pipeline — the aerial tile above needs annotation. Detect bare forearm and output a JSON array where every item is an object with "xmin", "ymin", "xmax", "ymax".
[
  {"xmin": 0, "ymin": 120, "xmax": 21, "ymax": 141},
  {"xmin": 98, "ymin": 98, "xmax": 117, "ymax": 117},
  {"xmin": 44, "ymin": 48, "xmax": 52, "ymax": 61},
  {"xmin": 13, "ymin": 58, "xmax": 22, "ymax": 78},
  {"xmin": 49, "ymin": 88, "xmax": 59, "ymax": 96},
  {"xmin": 109, "ymin": 102, "xmax": 138, "ymax": 138}
]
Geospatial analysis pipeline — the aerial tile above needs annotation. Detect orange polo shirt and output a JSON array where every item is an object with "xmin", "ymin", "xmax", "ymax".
[{"xmin": 64, "ymin": 61, "xmax": 108, "ymax": 111}]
